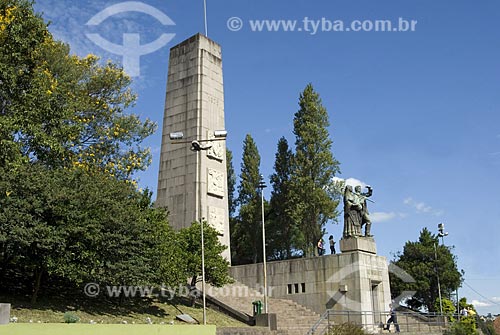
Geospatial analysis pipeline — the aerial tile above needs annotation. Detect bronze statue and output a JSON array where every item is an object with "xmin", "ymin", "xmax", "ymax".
[
  {"xmin": 343, "ymin": 184, "xmax": 373, "ymax": 238},
  {"xmin": 354, "ymin": 185, "xmax": 373, "ymax": 237}
]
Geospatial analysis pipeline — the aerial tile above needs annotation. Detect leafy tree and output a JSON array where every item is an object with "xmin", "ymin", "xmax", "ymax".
[
  {"xmin": 0, "ymin": 0, "xmax": 155, "ymax": 177},
  {"xmin": 436, "ymin": 298, "xmax": 457, "ymax": 322},
  {"xmin": 0, "ymin": 164, "xmax": 180, "ymax": 303},
  {"xmin": 0, "ymin": 1, "xmax": 164, "ymax": 303},
  {"xmin": 291, "ymin": 84, "xmax": 340, "ymax": 256},
  {"xmin": 231, "ymin": 134, "xmax": 265, "ymax": 264},
  {"xmin": 177, "ymin": 221, "xmax": 232, "ymax": 304},
  {"xmin": 390, "ymin": 228, "xmax": 464, "ymax": 312},
  {"xmin": 268, "ymin": 137, "xmax": 297, "ymax": 260}
]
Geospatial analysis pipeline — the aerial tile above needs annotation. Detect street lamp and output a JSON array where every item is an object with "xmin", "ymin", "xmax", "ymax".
[
  {"xmin": 438, "ymin": 223, "xmax": 449, "ymax": 245},
  {"xmin": 169, "ymin": 129, "xmax": 228, "ymax": 325},
  {"xmin": 435, "ymin": 223, "xmax": 449, "ymax": 318},
  {"xmin": 258, "ymin": 174, "xmax": 268, "ymax": 314}
]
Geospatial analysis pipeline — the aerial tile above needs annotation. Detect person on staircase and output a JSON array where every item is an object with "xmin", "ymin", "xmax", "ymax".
[{"xmin": 384, "ymin": 304, "xmax": 400, "ymax": 333}]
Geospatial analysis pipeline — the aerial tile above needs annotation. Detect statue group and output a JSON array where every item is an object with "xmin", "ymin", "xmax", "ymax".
[{"xmin": 343, "ymin": 185, "xmax": 373, "ymax": 238}]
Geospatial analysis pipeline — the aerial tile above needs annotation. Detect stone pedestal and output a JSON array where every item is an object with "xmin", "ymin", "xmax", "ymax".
[
  {"xmin": 340, "ymin": 237, "xmax": 377, "ymax": 254},
  {"xmin": 0, "ymin": 303, "xmax": 10, "ymax": 324},
  {"xmin": 255, "ymin": 313, "xmax": 277, "ymax": 330}
]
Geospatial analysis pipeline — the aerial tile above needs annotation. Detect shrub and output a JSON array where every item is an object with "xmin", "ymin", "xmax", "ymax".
[
  {"xmin": 63, "ymin": 312, "xmax": 79, "ymax": 323},
  {"xmin": 444, "ymin": 320, "xmax": 478, "ymax": 335},
  {"xmin": 328, "ymin": 322, "xmax": 367, "ymax": 335}
]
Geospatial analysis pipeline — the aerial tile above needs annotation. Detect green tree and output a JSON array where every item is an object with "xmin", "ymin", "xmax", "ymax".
[
  {"xmin": 390, "ymin": 228, "xmax": 464, "ymax": 312},
  {"xmin": 177, "ymin": 221, "xmax": 232, "ymax": 304},
  {"xmin": 268, "ymin": 137, "xmax": 297, "ymax": 260},
  {"xmin": 0, "ymin": 164, "xmax": 180, "ymax": 303},
  {"xmin": 231, "ymin": 134, "xmax": 265, "ymax": 264},
  {"xmin": 226, "ymin": 148, "xmax": 237, "ymax": 217},
  {"xmin": 291, "ymin": 84, "xmax": 340, "ymax": 256},
  {"xmin": 0, "ymin": 0, "xmax": 155, "ymax": 177}
]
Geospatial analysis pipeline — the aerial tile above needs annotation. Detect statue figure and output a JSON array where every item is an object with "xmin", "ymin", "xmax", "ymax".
[
  {"xmin": 354, "ymin": 185, "xmax": 373, "ymax": 237},
  {"xmin": 343, "ymin": 185, "xmax": 362, "ymax": 238},
  {"xmin": 342, "ymin": 184, "xmax": 373, "ymax": 238}
]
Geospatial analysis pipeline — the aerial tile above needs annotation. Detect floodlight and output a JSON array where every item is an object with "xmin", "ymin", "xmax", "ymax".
[
  {"xmin": 213, "ymin": 130, "xmax": 227, "ymax": 138},
  {"xmin": 169, "ymin": 132, "xmax": 184, "ymax": 140}
]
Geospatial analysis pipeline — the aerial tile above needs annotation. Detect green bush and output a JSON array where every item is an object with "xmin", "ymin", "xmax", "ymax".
[
  {"xmin": 443, "ymin": 320, "xmax": 478, "ymax": 335},
  {"xmin": 63, "ymin": 312, "xmax": 79, "ymax": 324},
  {"xmin": 328, "ymin": 322, "xmax": 367, "ymax": 335}
]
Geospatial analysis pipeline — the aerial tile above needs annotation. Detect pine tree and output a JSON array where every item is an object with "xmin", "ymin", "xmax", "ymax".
[
  {"xmin": 226, "ymin": 148, "xmax": 236, "ymax": 217},
  {"xmin": 231, "ymin": 134, "xmax": 263, "ymax": 264},
  {"xmin": 291, "ymin": 84, "xmax": 340, "ymax": 256},
  {"xmin": 268, "ymin": 137, "xmax": 296, "ymax": 260}
]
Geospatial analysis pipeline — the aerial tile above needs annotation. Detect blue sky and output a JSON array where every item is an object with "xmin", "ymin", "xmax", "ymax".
[{"xmin": 34, "ymin": 0, "xmax": 500, "ymax": 315}]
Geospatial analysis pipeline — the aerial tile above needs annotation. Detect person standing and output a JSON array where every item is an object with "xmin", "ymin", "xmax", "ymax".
[
  {"xmin": 317, "ymin": 238, "xmax": 325, "ymax": 256},
  {"xmin": 329, "ymin": 235, "xmax": 336, "ymax": 254}
]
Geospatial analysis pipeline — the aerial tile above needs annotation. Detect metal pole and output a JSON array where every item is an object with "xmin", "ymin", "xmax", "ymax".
[
  {"xmin": 434, "ymin": 243, "xmax": 444, "ymax": 316},
  {"xmin": 201, "ymin": 218, "xmax": 206, "ymax": 325},
  {"xmin": 203, "ymin": 0, "xmax": 208, "ymax": 36},
  {"xmin": 198, "ymin": 146, "xmax": 206, "ymax": 325},
  {"xmin": 261, "ymin": 184, "xmax": 268, "ymax": 313}
]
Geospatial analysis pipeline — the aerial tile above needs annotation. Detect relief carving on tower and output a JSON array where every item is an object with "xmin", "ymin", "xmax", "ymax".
[
  {"xmin": 207, "ymin": 168, "xmax": 224, "ymax": 197},
  {"xmin": 208, "ymin": 206, "xmax": 225, "ymax": 235},
  {"xmin": 206, "ymin": 131, "xmax": 224, "ymax": 162}
]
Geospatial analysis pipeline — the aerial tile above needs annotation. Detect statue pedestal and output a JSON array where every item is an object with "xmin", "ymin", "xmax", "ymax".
[{"xmin": 340, "ymin": 237, "xmax": 377, "ymax": 254}]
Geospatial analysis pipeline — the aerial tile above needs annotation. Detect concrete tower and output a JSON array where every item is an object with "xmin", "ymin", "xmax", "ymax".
[{"xmin": 156, "ymin": 34, "xmax": 230, "ymax": 260}]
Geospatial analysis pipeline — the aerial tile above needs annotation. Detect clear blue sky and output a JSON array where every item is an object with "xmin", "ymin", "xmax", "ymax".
[{"xmin": 35, "ymin": 0, "xmax": 500, "ymax": 315}]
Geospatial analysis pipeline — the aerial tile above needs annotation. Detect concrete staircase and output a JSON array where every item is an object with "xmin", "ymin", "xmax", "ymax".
[
  {"xmin": 204, "ymin": 280, "xmax": 320, "ymax": 335},
  {"xmin": 388, "ymin": 311, "xmax": 446, "ymax": 334},
  {"xmin": 206, "ymin": 281, "xmax": 446, "ymax": 335}
]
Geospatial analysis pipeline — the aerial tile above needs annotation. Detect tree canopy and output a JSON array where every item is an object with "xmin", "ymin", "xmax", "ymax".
[
  {"xmin": 290, "ymin": 83, "xmax": 340, "ymax": 256},
  {"xmin": 0, "ymin": 0, "xmax": 230, "ymax": 305},
  {"xmin": 268, "ymin": 137, "xmax": 297, "ymax": 260},
  {"xmin": 230, "ymin": 134, "xmax": 269, "ymax": 265},
  {"xmin": 390, "ymin": 228, "xmax": 464, "ymax": 312}
]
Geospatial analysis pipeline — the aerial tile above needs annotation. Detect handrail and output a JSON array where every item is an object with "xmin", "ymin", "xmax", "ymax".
[
  {"xmin": 305, "ymin": 309, "xmax": 452, "ymax": 335},
  {"xmin": 306, "ymin": 310, "xmax": 330, "ymax": 335}
]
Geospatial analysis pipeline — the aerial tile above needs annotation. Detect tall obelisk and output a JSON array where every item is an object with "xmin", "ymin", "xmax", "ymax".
[{"xmin": 156, "ymin": 34, "xmax": 230, "ymax": 261}]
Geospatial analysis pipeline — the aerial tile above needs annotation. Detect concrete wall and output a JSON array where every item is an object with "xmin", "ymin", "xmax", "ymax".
[
  {"xmin": 229, "ymin": 250, "xmax": 392, "ymax": 324},
  {"xmin": 156, "ymin": 34, "xmax": 230, "ymax": 260}
]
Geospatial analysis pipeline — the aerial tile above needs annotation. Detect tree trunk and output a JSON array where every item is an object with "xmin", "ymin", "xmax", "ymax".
[
  {"xmin": 189, "ymin": 275, "xmax": 198, "ymax": 307},
  {"xmin": 31, "ymin": 267, "xmax": 44, "ymax": 304}
]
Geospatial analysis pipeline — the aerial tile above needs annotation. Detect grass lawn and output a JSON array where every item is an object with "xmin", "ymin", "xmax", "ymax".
[{"xmin": 2, "ymin": 294, "xmax": 247, "ymax": 327}]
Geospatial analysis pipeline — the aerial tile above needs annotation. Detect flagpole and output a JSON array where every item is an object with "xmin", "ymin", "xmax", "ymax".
[{"xmin": 203, "ymin": 0, "xmax": 208, "ymax": 36}]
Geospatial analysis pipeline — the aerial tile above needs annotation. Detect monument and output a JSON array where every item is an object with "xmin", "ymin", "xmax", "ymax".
[
  {"xmin": 155, "ymin": 34, "xmax": 394, "ymax": 332},
  {"xmin": 229, "ymin": 182, "xmax": 392, "ymax": 331},
  {"xmin": 156, "ymin": 33, "xmax": 230, "ymax": 260}
]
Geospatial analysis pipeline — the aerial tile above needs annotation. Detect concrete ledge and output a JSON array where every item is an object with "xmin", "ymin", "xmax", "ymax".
[
  {"xmin": 340, "ymin": 237, "xmax": 377, "ymax": 254},
  {"xmin": 255, "ymin": 314, "xmax": 277, "ymax": 330}
]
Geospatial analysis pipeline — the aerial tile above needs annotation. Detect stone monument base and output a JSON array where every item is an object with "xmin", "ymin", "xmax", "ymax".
[{"xmin": 340, "ymin": 237, "xmax": 377, "ymax": 254}]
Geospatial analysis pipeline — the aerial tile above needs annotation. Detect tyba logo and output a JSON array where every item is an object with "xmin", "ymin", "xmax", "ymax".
[{"xmin": 86, "ymin": 1, "xmax": 175, "ymax": 76}]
